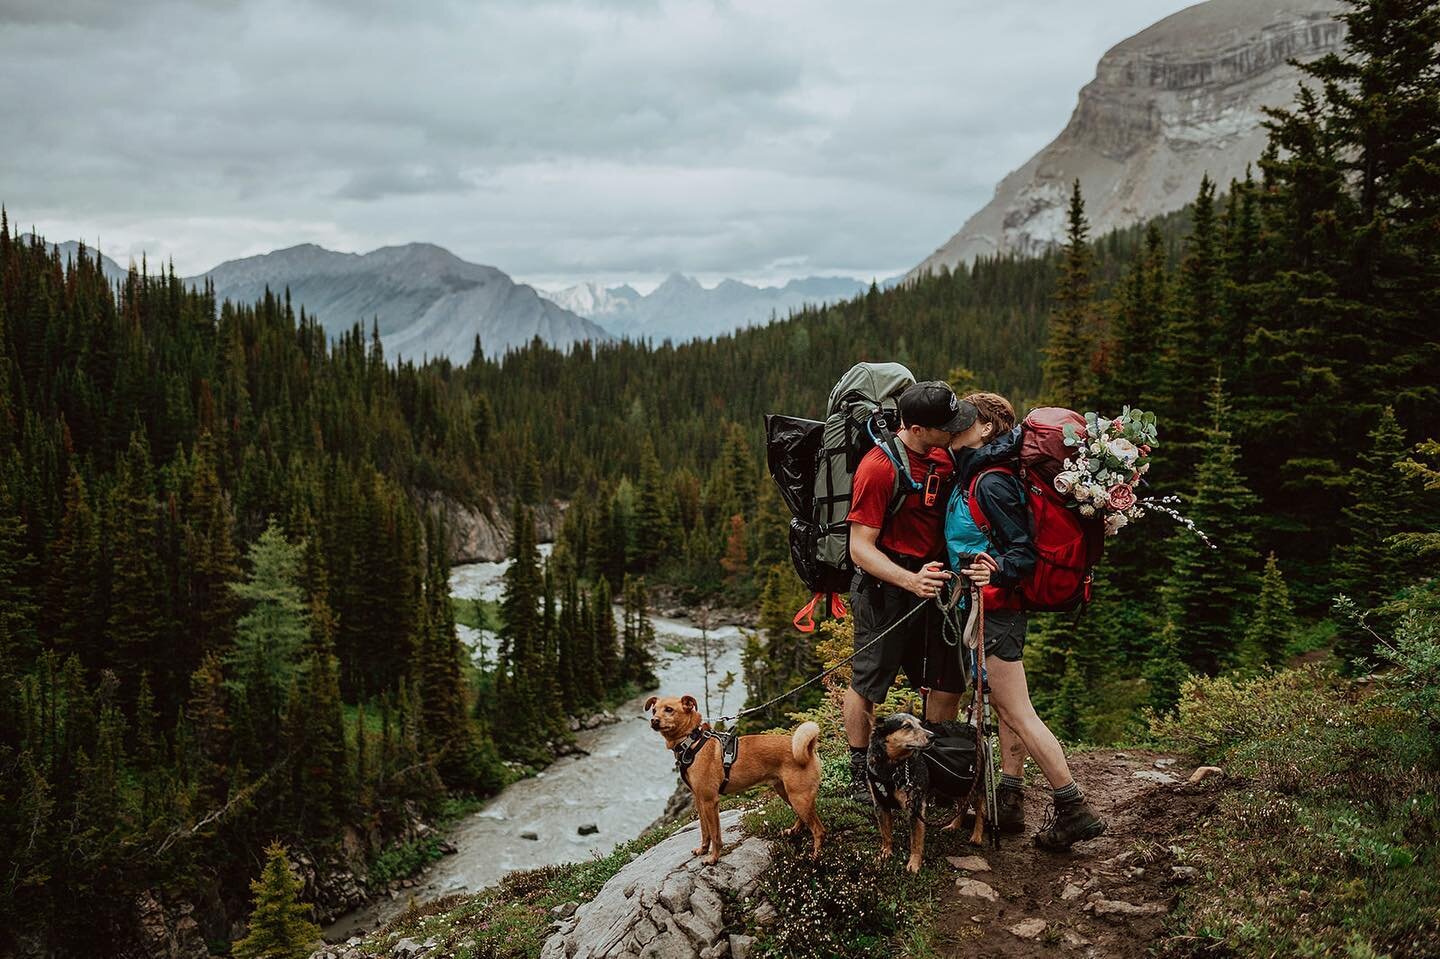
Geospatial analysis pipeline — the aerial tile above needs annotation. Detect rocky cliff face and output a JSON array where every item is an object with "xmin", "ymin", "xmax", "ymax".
[
  {"xmin": 428, "ymin": 495, "xmax": 566, "ymax": 564},
  {"xmin": 911, "ymin": 0, "xmax": 1346, "ymax": 275}
]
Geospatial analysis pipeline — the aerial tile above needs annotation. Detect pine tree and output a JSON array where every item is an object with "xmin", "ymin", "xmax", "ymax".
[
  {"xmin": 1143, "ymin": 620, "xmax": 1189, "ymax": 716},
  {"xmin": 44, "ymin": 468, "xmax": 101, "ymax": 666},
  {"xmin": 227, "ymin": 520, "xmax": 310, "ymax": 754},
  {"xmin": 186, "ymin": 652, "xmax": 231, "ymax": 805},
  {"xmin": 593, "ymin": 576, "xmax": 620, "ymax": 694},
  {"xmin": 632, "ymin": 441, "xmax": 676, "ymax": 572},
  {"xmin": 1155, "ymin": 176, "xmax": 1223, "ymax": 476},
  {"xmin": 231, "ymin": 840, "xmax": 322, "ymax": 959},
  {"xmin": 1334, "ymin": 407, "xmax": 1414, "ymax": 665},
  {"xmin": 1040, "ymin": 180, "xmax": 1099, "ymax": 408},
  {"xmin": 284, "ymin": 594, "xmax": 351, "ymax": 838},
  {"xmin": 185, "ymin": 431, "xmax": 240, "ymax": 655},
  {"xmin": 1239, "ymin": 553, "xmax": 1299, "ymax": 670},
  {"xmin": 106, "ymin": 430, "xmax": 170, "ymax": 702},
  {"xmin": 739, "ymin": 565, "xmax": 818, "ymax": 729},
  {"xmin": 620, "ymin": 576, "xmax": 658, "ymax": 690},
  {"xmin": 495, "ymin": 504, "xmax": 548, "ymax": 761},
  {"xmin": 1160, "ymin": 375, "xmax": 1259, "ymax": 674},
  {"xmin": 0, "ymin": 460, "xmax": 37, "ymax": 667}
]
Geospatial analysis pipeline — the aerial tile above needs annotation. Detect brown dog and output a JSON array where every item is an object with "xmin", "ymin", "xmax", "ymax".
[
  {"xmin": 867, "ymin": 712, "xmax": 988, "ymax": 873},
  {"xmin": 646, "ymin": 694, "xmax": 824, "ymax": 864}
]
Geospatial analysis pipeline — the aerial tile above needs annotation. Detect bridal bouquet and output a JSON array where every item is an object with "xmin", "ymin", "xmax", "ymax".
[{"xmin": 1055, "ymin": 407, "xmax": 1158, "ymax": 536}]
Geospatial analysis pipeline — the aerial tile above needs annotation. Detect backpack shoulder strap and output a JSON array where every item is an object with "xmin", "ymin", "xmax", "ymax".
[{"xmin": 966, "ymin": 465, "xmax": 1017, "ymax": 538}]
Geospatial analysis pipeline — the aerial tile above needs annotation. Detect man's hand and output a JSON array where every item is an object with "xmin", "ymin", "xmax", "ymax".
[{"xmin": 907, "ymin": 562, "xmax": 952, "ymax": 599}]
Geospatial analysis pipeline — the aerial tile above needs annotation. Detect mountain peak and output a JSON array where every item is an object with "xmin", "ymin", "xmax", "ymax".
[{"xmin": 910, "ymin": 0, "xmax": 1346, "ymax": 276}]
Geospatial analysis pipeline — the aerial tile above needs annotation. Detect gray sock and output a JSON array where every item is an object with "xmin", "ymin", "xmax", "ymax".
[
  {"xmin": 1053, "ymin": 781, "xmax": 1081, "ymax": 805},
  {"xmin": 1000, "ymin": 772, "xmax": 1025, "ymax": 793}
]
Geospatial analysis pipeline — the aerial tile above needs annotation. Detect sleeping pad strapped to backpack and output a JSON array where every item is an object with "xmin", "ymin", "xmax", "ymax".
[{"xmin": 764, "ymin": 362, "xmax": 919, "ymax": 632}]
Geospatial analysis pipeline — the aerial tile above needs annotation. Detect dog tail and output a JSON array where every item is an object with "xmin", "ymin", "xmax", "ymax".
[{"xmin": 791, "ymin": 721, "xmax": 820, "ymax": 765}]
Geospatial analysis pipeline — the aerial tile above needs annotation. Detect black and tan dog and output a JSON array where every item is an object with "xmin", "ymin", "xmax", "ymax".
[
  {"xmin": 647, "ymin": 694, "xmax": 824, "ymax": 864},
  {"xmin": 866, "ymin": 712, "xmax": 988, "ymax": 872}
]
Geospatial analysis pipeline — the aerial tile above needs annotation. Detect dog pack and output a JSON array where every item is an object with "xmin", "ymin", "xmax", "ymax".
[{"xmin": 765, "ymin": 361, "xmax": 919, "ymax": 631}]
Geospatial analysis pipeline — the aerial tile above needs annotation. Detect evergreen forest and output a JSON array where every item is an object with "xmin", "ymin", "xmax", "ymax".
[{"xmin": 1, "ymin": 0, "xmax": 1437, "ymax": 953}]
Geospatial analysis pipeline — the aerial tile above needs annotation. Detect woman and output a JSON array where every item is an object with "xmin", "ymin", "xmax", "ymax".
[{"xmin": 946, "ymin": 392, "xmax": 1105, "ymax": 850}]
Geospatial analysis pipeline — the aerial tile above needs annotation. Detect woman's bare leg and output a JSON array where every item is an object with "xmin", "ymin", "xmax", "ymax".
[{"xmin": 984, "ymin": 656, "xmax": 1073, "ymax": 788}]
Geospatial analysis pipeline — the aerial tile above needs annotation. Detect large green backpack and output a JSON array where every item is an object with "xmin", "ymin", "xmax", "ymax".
[{"xmin": 765, "ymin": 362, "xmax": 919, "ymax": 631}]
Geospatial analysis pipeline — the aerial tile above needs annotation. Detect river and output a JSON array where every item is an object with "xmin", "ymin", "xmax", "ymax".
[{"xmin": 324, "ymin": 555, "xmax": 746, "ymax": 941}]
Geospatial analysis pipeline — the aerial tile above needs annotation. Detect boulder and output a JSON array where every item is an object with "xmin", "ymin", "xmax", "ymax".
[
  {"xmin": 945, "ymin": 855, "xmax": 992, "ymax": 872},
  {"xmin": 540, "ymin": 810, "xmax": 771, "ymax": 959},
  {"xmin": 579, "ymin": 823, "xmax": 601, "ymax": 836}
]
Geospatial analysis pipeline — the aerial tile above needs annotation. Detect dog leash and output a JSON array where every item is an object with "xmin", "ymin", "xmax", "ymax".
[{"xmin": 710, "ymin": 588, "xmax": 934, "ymax": 726}]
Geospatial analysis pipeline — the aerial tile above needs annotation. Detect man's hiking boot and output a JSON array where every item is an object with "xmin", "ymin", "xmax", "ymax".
[
  {"xmin": 997, "ymin": 785, "xmax": 1026, "ymax": 833},
  {"xmin": 849, "ymin": 759, "xmax": 873, "ymax": 804},
  {"xmin": 1033, "ymin": 797, "xmax": 1105, "ymax": 850}
]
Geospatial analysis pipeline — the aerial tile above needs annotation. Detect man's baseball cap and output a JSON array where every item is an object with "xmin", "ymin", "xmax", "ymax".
[{"xmin": 898, "ymin": 381, "xmax": 977, "ymax": 432}]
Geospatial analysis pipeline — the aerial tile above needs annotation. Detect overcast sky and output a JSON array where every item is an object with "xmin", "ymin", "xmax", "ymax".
[{"xmin": 1, "ymin": 0, "xmax": 1197, "ymax": 291}]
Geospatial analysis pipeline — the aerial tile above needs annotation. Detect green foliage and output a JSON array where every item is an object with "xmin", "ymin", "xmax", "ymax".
[
  {"xmin": 1040, "ymin": 179, "xmax": 1100, "ymax": 409},
  {"xmin": 231, "ymin": 840, "xmax": 322, "ymax": 959},
  {"xmin": 1237, "ymin": 552, "xmax": 1299, "ymax": 670},
  {"xmin": 228, "ymin": 520, "xmax": 310, "ymax": 744},
  {"xmin": 1160, "ymin": 376, "xmax": 1259, "ymax": 675},
  {"xmin": 1155, "ymin": 591, "xmax": 1440, "ymax": 958}
]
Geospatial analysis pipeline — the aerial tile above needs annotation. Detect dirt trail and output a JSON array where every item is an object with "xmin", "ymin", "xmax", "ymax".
[{"xmin": 933, "ymin": 749, "xmax": 1220, "ymax": 958}]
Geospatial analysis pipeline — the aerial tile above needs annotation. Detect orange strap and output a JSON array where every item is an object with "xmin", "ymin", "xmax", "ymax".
[
  {"xmin": 794, "ymin": 592, "xmax": 850, "ymax": 633},
  {"xmin": 793, "ymin": 592, "xmax": 824, "ymax": 633}
]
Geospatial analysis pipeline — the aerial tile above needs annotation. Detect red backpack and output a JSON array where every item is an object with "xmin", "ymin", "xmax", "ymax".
[{"xmin": 967, "ymin": 408, "xmax": 1105, "ymax": 613}]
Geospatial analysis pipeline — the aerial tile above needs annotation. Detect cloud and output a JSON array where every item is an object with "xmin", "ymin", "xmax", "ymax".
[{"xmin": 0, "ymin": 0, "xmax": 1196, "ymax": 282}]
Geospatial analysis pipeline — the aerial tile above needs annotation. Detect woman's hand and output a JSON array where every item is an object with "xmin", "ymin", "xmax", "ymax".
[{"xmin": 961, "ymin": 561, "xmax": 992, "ymax": 586}]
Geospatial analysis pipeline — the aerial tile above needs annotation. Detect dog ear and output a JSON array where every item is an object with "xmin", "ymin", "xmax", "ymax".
[
  {"xmin": 680, "ymin": 695, "xmax": 697, "ymax": 712},
  {"xmin": 643, "ymin": 696, "xmax": 658, "ymax": 713}
]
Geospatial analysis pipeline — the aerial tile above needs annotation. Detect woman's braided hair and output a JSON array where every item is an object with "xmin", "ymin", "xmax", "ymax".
[{"xmin": 962, "ymin": 391, "xmax": 1016, "ymax": 435}]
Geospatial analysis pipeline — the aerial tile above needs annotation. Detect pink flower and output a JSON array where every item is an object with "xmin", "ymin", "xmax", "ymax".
[{"xmin": 1107, "ymin": 483, "xmax": 1137, "ymax": 511}]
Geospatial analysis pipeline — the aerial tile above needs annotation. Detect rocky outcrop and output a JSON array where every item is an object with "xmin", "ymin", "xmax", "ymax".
[
  {"xmin": 911, "ymin": 0, "xmax": 1346, "ymax": 276},
  {"xmin": 426, "ymin": 494, "xmax": 566, "ymax": 563},
  {"xmin": 133, "ymin": 891, "xmax": 212, "ymax": 959},
  {"xmin": 541, "ymin": 810, "xmax": 771, "ymax": 959}
]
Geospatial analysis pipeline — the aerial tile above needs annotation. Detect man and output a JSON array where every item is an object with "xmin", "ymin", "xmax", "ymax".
[{"xmin": 844, "ymin": 381, "xmax": 975, "ymax": 801}]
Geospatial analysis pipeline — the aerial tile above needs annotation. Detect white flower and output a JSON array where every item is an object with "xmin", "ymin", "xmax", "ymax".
[
  {"xmin": 1079, "ymin": 503, "xmax": 1096, "ymax": 517},
  {"xmin": 1089, "ymin": 486, "xmax": 1110, "ymax": 508},
  {"xmin": 1106, "ymin": 437, "xmax": 1140, "ymax": 465},
  {"xmin": 1104, "ymin": 512, "xmax": 1129, "ymax": 536},
  {"xmin": 1073, "ymin": 484, "xmax": 1090, "ymax": 502},
  {"xmin": 1053, "ymin": 471, "xmax": 1079, "ymax": 495},
  {"xmin": 1089, "ymin": 441, "xmax": 1103, "ymax": 455}
]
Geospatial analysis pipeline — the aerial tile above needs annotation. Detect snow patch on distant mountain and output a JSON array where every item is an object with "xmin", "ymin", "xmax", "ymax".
[{"xmin": 543, "ymin": 273, "xmax": 870, "ymax": 342}]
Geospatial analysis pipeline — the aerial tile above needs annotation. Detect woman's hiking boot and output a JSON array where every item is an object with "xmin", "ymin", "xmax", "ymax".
[
  {"xmin": 1033, "ymin": 796, "xmax": 1105, "ymax": 850},
  {"xmin": 997, "ymin": 785, "xmax": 1026, "ymax": 833}
]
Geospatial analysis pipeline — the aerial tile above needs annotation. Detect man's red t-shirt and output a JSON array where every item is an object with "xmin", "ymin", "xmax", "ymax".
[{"xmin": 846, "ymin": 444, "xmax": 954, "ymax": 560}]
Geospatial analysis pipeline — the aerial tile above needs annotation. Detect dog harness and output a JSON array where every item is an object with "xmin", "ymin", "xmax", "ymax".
[
  {"xmin": 672, "ymin": 724, "xmax": 741, "ymax": 794},
  {"xmin": 866, "ymin": 751, "xmax": 922, "ymax": 813}
]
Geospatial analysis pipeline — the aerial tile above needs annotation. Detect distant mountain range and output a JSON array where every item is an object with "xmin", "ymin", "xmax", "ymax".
[
  {"xmin": 19, "ymin": 235, "xmax": 130, "ymax": 285},
  {"xmin": 911, "ymin": 0, "xmax": 1345, "ymax": 276},
  {"xmin": 543, "ymin": 273, "xmax": 871, "ymax": 341},
  {"xmin": 188, "ymin": 243, "xmax": 611, "ymax": 362},
  {"xmin": 24, "ymin": 230, "xmax": 885, "ymax": 356}
]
